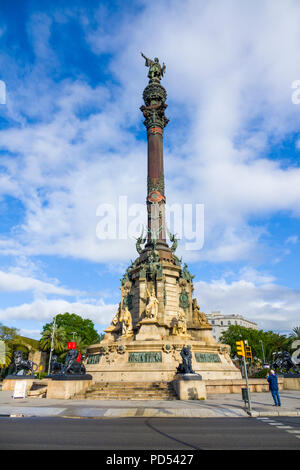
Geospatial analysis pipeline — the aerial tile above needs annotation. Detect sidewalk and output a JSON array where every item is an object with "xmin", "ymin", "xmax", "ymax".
[{"xmin": 0, "ymin": 389, "xmax": 299, "ymax": 418}]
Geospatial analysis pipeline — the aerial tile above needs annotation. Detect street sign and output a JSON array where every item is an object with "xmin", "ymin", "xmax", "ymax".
[{"xmin": 67, "ymin": 342, "xmax": 77, "ymax": 350}]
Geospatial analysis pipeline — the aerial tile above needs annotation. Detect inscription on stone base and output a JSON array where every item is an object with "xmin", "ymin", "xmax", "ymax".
[
  {"xmin": 128, "ymin": 352, "xmax": 162, "ymax": 363},
  {"xmin": 195, "ymin": 353, "xmax": 221, "ymax": 363}
]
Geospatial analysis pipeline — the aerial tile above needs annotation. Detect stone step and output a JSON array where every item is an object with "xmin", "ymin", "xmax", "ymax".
[
  {"xmin": 75, "ymin": 381, "xmax": 178, "ymax": 400},
  {"xmin": 86, "ymin": 391, "xmax": 176, "ymax": 396},
  {"xmin": 86, "ymin": 390, "xmax": 175, "ymax": 397},
  {"xmin": 88, "ymin": 387, "xmax": 174, "ymax": 393}
]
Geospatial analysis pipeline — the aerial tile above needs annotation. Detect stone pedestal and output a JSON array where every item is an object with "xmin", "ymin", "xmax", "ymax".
[
  {"xmin": 173, "ymin": 374, "xmax": 206, "ymax": 400},
  {"xmin": 2, "ymin": 376, "xmax": 36, "ymax": 392},
  {"xmin": 135, "ymin": 320, "xmax": 163, "ymax": 341},
  {"xmin": 46, "ymin": 378, "xmax": 93, "ymax": 399}
]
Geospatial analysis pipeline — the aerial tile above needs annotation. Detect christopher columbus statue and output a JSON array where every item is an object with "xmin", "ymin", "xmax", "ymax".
[{"xmin": 141, "ymin": 52, "xmax": 166, "ymax": 82}]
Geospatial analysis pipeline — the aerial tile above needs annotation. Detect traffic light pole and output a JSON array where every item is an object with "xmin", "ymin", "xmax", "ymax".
[{"xmin": 243, "ymin": 355, "xmax": 252, "ymax": 414}]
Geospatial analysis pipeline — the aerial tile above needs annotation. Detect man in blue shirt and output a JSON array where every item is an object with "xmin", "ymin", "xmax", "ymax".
[{"xmin": 267, "ymin": 370, "xmax": 281, "ymax": 406}]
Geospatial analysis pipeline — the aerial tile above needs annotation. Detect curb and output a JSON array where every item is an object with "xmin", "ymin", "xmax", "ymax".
[{"xmin": 248, "ymin": 411, "xmax": 300, "ymax": 417}]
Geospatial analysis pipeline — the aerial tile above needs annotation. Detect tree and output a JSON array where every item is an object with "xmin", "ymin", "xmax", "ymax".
[
  {"xmin": 0, "ymin": 324, "xmax": 19, "ymax": 342},
  {"xmin": 58, "ymin": 335, "xmax": 88, "ymax": 362},
  {"xmin": 220, "ymin": 325, "xmax": 291, "ymax": 363},
  {"xmin": 40, "ymin": 325, "xmax": 68, "ymax": 353},
  {"xmin": 290, "ymin": 326, "xmax": 300, "ymax": 341},
  {"xmin": 0, "ymin": 324, "xmax": 19, "ymax": 368},
  {"xmin": 41, "ymin": 313, "xmax": 100, "ymax": 346}
]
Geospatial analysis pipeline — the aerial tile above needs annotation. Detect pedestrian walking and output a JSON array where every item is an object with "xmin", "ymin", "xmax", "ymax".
[{"xmin": 267, "ymin": 369, "xmax": 281, "ymax": 406}]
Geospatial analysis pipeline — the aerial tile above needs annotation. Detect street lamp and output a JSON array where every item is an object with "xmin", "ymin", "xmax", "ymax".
[
  {"xmin": 48, "ymin": 315, "xmax": 57, "ymax": 375},
  {"xmin": 260, "ymin": 340, "xmax": 266, "ymax": 365}
]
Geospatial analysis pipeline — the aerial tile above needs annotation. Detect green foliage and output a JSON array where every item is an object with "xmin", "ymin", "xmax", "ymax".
[
  {"xmin": 42, "ymin": 313, "xmax": 100, "ymax": 346},
  {"xmin": 0, "ymin": 324, "xmax": 40, "ymax": 367},
  {"xmin": 14, "ymin": 335, "xmax": 39, "ymax": 351},
  {"xmin": 219, "ymin": 325, "xmax": 292, "ymax": 363},
  {"xmin": 40, "ymin": 325, "xmax": 67, "ymax": 353},
  {"xmin": 11, "ymin": 343, "xmax": 30, "ymax": 357},
  {"xmin": 290, "ymin": 326, "xmax": 300, "ymax": 341},
  {"xmin": 253, "ymin": 368, "xmax": 269, "ymax": 378},
  {"xmin": 58, "ymin": 335, "xmax": 88, "ymax": 362},
  {"xmin": 0, "ymin": 324, "xmax": 19, "ymax": 342},
  {"xmin": 37, "ymin": 372, "xmax": 48, "ymax": 380}
]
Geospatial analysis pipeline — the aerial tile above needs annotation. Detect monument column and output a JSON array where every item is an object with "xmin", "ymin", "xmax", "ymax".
[{"xmin": 140, "ymin": 54, "xmax": 170, "ymax": 257}]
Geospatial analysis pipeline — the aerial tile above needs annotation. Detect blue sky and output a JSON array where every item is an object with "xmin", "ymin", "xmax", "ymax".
[{"xmin": 0, "ymin": 0, "xmax": 300, "ymax": 339}]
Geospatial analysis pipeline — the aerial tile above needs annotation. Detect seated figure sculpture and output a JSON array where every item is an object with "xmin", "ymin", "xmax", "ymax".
[
  {"xmin": 172, "ymin": 310, "xmax": 187, "ymax": 337},
  {"xmin": 119, "ymin": 306, "xmax": 133, "ymax": 337},
  {"xmin": 192, "ymin": 299, "xmax": 210, "ymax": 327}
]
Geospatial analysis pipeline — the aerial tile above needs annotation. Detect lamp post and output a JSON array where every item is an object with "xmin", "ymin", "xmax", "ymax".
[
  {"xmin": 48, "ymin": 315, "xmax": 57, "ymax": 375},
  {"xmin": 260, "ymin": 340, "xmax": 266, "ymax": 364}
]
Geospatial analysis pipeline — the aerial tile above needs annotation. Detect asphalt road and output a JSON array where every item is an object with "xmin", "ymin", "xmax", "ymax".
[{"xmin": 0, "ymin": 416, "xmax": 300, "ymax": 451}]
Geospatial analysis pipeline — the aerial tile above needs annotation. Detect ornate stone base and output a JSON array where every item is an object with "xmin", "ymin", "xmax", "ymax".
[
  {"xmin": 135, "ymin": 319, "xmax": 165, "ymax": 341},
  {"xmin": 86, "ymin": 234, "xmax": 242, "ymax": 389},
  {"xmin": 173, "ymin": 374, "xmax": 207, "ymax": 400},
  {"xmin": 85, "ymin": 337, "xmax": 242, "ymax": 383}
]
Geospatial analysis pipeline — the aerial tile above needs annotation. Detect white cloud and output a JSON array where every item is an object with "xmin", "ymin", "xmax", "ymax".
[
  {"xmin": 0, "ymin": 266, "xmax": 298, "ymax": 335},
  {"xmin": 0, "ymin": 270, "xmax": 75, "ymax": 296},
  {"xmin": 0, "ymin": 298, "xmax": 116, "ymax": 330},
  {"xmin": 18, "ymin": 329, "xmax": 43, "ymax": 340},
  {"xmin": 194, "ymin": 274, "xmax": 300, "ymax": 332},
  {"xmin": 0, "ymin": 0, "xmax": 300, "ymax": 267},
  {"xmin": 285, "ymin": 235, "xmax": 298, "ymax": 245}
]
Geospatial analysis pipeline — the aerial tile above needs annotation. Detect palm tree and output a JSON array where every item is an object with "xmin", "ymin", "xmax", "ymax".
[
  {"xmin": 40, "ymin": 326, "xmax": 67, "ymax": 353},
  {"xmin": 58, "ymin": 336, "xmax": 87, "ymax": 362},
  {"xmin": 290, "ymin": 327, "xmax": 300, "ymax": 341}
]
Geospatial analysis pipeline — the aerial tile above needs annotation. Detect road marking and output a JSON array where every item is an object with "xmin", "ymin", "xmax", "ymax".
[{"xmin": 257, "ymin": 418, "xmax": 300, "ymax": 440}]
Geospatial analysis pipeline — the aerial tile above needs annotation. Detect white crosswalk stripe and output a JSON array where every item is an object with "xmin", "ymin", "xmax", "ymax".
[{"xmin": 256, "ymin": 418, "xmax": 300, "ymax": 439}]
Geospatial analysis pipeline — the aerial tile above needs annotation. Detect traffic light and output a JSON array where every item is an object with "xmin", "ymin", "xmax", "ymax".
[
  {"xmin": 245, "ymin": 345, "xmax": 253, "ymax": 362},
  {"xmin": 236, "ymin": 340, "xmax": 245, "ymax": 357}
]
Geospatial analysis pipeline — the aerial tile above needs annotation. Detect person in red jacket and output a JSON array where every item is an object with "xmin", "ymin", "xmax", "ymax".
[{"xmin": 267, "ymin": 370, "xmax": 281, "ymax": 407}]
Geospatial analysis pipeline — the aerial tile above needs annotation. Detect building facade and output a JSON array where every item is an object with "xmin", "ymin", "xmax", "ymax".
[{"xmin": 206, "ymin": 312, "xmax": 258, "ymax": 342}]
